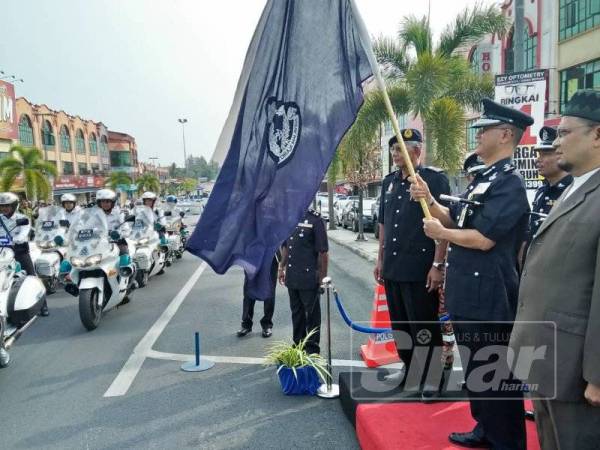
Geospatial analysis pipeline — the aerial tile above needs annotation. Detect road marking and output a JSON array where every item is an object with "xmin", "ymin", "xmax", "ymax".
[
  {"xmin": 146, "ymin": 349, "xmax": 405, "ymax": 369},
  {"xmin": 104, "ymin": 262, "xmax": 207, "ymax": 397}
]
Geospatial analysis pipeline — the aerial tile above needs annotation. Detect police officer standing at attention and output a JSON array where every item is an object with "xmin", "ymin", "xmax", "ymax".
[
  {"xmin": 410, "ymin": 98, "xmax": 533, "ymax": 449},
  {"xmin": 519, "ymin": 126, "xmax": 572, "ymax": 267},
  {"xmin": 278, "ymin": 208, "xmax": 329, "ymax": 355},
  {"xmin": 374, "ymin": 129, "xmax": 450, "ymax": 399}
]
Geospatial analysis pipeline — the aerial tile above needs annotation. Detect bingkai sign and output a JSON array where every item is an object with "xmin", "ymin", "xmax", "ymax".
[
  {"xmin": 0, "ymin": 80, "xmax": 18, "ymax": 140},
  {"xmin": 495, "ymin": 70, "xmax": 548, "ymax": 190}
]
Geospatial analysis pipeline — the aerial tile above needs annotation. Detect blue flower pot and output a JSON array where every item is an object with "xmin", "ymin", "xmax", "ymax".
[{"xmin": 277, "ymin": 365, "xmax": 321, "ymax": 395}]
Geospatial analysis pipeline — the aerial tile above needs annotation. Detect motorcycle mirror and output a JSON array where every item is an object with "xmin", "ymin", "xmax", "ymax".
[
  {"xmin": 54, "ymin": 235, "xmax": 65, "ymax": 246},
  {"xmin": 16, "ymin": 218, "xmax": 29, "ymax": 226},
  {"xmin": 179, "ymin": 211, "xmax": 185, "ymax": 218},
  {"xmin": 59, "ymin": 219, "xmax": 70, "ymax": 227},
  {"xmin": 109, "ymin": 230, "xmax": 121, "ymax": 241},
  {"xmin": 164, "ymin": 211, "xmax": 172, "ymax": 217},
  {"xmin": 125, "ymin": 214, "xmax": 136, "ymax": 222}
]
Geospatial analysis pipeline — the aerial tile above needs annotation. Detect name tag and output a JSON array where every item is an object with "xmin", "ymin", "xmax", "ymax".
[
  {"xmin": 298, "ymin": 223, "xmax": 313, "ymax": 228},
  {"xmin": 471, "ymin": 182, "xmax": 491, "ymax": 195}
]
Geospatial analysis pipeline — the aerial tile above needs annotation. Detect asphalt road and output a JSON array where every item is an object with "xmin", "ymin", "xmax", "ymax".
[{"xmin": 0, "ymin": 217, "xmax": 380, "ymax": 450}]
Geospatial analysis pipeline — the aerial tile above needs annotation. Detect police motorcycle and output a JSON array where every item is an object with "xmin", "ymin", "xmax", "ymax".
[
  {"xmin": 131, "ymin": 205, "xmax": 168, "ymax": 288},
  {"xmin": 31, "ymin": 205, "xmax": 69, "ymax": 294},
  {"xmin": 65, "ymin": 206, "xmax": 137, "ymax": 331},
  {"xmin": 163, "ymin": 196, "xmax": 186, "ymax": 263},
  {"xmin": 0, "ymin": 210, "xmax": 47, "ymax": 367}
]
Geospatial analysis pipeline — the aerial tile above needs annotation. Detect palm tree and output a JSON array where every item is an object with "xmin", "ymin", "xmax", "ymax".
[
  {"xmin": 0, "ymin": 145, "xmax": 57, "ymax": 201},
  {"xmin": 136, "ymin": 172, "xmax": 161, "ymax": 194},
  {"xmin": 105, "ymin": 171, "xmax": 132, "ymax": 189},
  {"xmin": 341, "ymin": 3, "xmax": 508, "ymax": 171}
]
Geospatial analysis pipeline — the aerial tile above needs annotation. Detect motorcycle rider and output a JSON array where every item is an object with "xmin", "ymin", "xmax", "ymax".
[
  {"xmin": 141, "ymin": 192, "xmax": 167, "ymax": 236},
  {"xmin": 96, "ymin": 189, "xmax": 129, "ymax": 255},
  {"xmin": 60, "ymin": 193, "xmax": 81, "ymax": 226},
  {"xmin": 0, "ymin": 193, "xmax": 49, "ymax": 316}
]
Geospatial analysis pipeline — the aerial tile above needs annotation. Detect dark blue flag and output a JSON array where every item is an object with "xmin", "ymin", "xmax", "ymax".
[{"xmin": 187, "ymin": 0, "xmax": 374, "ymax": 300}]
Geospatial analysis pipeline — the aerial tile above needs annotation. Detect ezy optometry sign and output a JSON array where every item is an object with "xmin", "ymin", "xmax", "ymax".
[{"xmin": 495, "ymin": 70, "xmax": 548, "ymax": 190}]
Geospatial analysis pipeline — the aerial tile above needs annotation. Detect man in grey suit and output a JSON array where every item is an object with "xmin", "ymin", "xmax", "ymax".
[{"xmin": 511, "ymin": 89, "xmax": 600, "ymax": 450}]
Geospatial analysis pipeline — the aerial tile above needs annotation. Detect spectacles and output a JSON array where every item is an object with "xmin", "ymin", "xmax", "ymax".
[
  {"xmin": 504, "ymin": 84, "xmax": 535, "ymax": 95},
  {"xmin": 556, "ymin": 125, "xmax": 594, "ymax": 138}
]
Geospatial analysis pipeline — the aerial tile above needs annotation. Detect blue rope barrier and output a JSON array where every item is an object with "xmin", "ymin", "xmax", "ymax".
[{"xmin": 333, "ymin": 290, "xmax": 391, "ymax": 334}]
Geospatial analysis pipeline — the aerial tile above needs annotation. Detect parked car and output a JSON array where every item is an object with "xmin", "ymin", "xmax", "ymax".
[
  {"xmin": 316, "ymin": 194, "xmax": 329, "ymax": 221},
  {"xmin": 341, "ymin": 198, "xmax": 377, "ymax": 232}
]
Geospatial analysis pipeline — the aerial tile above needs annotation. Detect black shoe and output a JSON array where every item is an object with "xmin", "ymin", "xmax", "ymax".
[
  {"xmin": 448, "ymin": 432, "xmax": 491, "ymax": 448},
  {"xmin": 40, "ymin": 303, "xmax": 49, "ymax": 317},
  {"xmin": 262, "ymin": 328, "xmax": 272, "ymax": 338},
  {"xmin": 236, "ymin": 327, "xmax": 251, "ymax": 337}
]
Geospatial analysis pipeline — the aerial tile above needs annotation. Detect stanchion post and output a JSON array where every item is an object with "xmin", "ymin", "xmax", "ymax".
[
  {"xmin": 181, "ymin": 331, "xmax": 215, "ymax": 372},
  {"xmin": 317, "ymin": 276, "xmax": 340, "ymax": 398}
]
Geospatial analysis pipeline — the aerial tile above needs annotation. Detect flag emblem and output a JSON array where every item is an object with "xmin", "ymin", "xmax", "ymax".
[{"xmin": 266, "ymin": 97, "xmax": 301, "ymax": 167}]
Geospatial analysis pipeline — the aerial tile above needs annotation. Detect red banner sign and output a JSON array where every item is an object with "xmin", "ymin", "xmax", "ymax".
[
  {"xmin": 0, "ymin": 81, "xmax": 18, "ymax": 140},
  {"xmin": 53, "ymin": 175, "xmax": 105, "ymax": 190}
]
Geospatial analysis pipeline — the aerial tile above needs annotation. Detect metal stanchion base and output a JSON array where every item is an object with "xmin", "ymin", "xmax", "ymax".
[
  {"xmin": 181, "ymin": 359, "xmax": 215, "ymax": 372},
  {"xmin": 317, "ymin": 383, "xmax": 340, "ymax": 398}
]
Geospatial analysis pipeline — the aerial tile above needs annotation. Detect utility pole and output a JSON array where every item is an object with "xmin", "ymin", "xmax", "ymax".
[
  {"xmin": 178, "ymin": 118, "xmax": 188, "ymax": 176},
  {"xmin": 514, "ymin": 0, "xmax": 525, "ymax": 72}
]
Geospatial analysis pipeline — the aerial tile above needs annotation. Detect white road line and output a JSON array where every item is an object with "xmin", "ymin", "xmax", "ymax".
[
  {"xmin": 103, "ymin": 262, "xmax": 207, "ymax": 397},
  {"xmin": 146, "ymin": 349, "xmax": 405, "ymax": 369}
]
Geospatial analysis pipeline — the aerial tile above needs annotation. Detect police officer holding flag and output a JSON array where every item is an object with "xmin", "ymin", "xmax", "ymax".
[{"xmin": 410, "ymin": 98, "xmax": 533, "ymax": 449}]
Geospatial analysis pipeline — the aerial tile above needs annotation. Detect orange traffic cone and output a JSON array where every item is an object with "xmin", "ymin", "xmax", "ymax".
[{"xmin": 360, "ymin": 284, "xmax": 400, "ymax": 368}]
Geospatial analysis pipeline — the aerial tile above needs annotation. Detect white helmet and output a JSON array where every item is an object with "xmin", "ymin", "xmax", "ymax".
[
  {"xmin": 141, "ymin": 192, "xmax": 157, "ymax": 200},
  {"xmin": 96, "ymin": 189, "xmax": 117, "ymax": 204},
  {"xmin": 0, "ymin": 192, "xmax": 19, "ymax": 216},
  {"xmin": 61, "ymin": 193, "xmax": 76, "ymax": 203}
]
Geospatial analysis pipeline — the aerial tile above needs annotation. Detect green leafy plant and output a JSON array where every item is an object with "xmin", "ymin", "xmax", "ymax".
[{"xmin": 264, "ymin": 328, "xmax": 330, "ymax": 382}]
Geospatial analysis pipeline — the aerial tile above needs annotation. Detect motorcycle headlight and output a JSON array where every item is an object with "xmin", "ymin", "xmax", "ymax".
[
  {"xmin": 39, "ymin": 240, "xmax": 56, "ymax": 249},
  {"xmin": 137, "ymin": 237, "xmax": 149, "ymax": 246},
  {"xmin": 86, "ymin": 254, "xmax": 103, "ymax": 266},
  {"xmin": 71, "ymin": 256, "xmax": 86, "ymax": 268}
]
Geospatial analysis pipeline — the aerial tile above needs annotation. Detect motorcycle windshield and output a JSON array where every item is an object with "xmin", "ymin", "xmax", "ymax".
[
  {"xmin": 35, "ymin": 206, "xmax": 67, "ymax": 244},
  {"xmin": 68, "ymin": 207, "xmax": 111, "ymax": 258},
  {"xmin": 131, "ymin": 205, "xmax": 155, "ymax": 241}
]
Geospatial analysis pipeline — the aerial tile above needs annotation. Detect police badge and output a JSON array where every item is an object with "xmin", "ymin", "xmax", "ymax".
[{"xmin": 265, "ymin": 97, "xmax": 301, "ymax": 167}]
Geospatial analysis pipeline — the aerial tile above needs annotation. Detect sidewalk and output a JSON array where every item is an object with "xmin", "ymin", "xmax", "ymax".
[{"xmin": 327, "ymin": 227, "xmax": 378, "ymax": 263}]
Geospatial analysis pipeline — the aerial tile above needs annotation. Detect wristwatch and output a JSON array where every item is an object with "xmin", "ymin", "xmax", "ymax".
[{"xmin": 432, "ymin": 261, "xmax": 444, "ymax": 271}]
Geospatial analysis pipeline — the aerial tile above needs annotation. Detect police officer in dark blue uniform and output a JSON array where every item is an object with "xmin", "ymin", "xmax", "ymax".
[
  {"xmin": 410, "ymin": 99, "xmax": 533, "ymax": 449},
  {"xmin": 374, "ymin": 129, "xmax": 450, "ymax": 397},
  {"xmin": 279, "ymin": 209, "xmax": 329, "ymax": 354},
  {"xmin": 520, "ymin": 126, "xmax": 572, "ymax": 266}
]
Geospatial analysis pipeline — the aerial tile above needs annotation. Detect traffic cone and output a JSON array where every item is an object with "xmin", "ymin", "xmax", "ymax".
[{"xmin": 360, "ymin": 283, "xmax": 400, "ymax": 368}]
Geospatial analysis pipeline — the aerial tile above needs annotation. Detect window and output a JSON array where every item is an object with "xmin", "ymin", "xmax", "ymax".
[
  {"xmin": 560, "ymin": 0, "xmax": 600, "ymax": 41},
  {"xmin": 18, "ymin": 115, "xmax": 34, "ymax": 146},
  {"xmin": 560, "ymin": 58, "xmax": 600, "ymax": 110},
  {"xmin": 110, "ymin": 151, "xmax": 132, "ymax": 167},
  {"xmin": 470, "ymin": 46, "xmax": 481, "ymax": 73},
  {"xmin": 75, "ymin": 130, "xmax": 85, "ymax": 154},
  {"xmin": 89, "ymin": 133, "xmax": 98, "ymax": 155},
  {"xmin": 60, "ymin": 125, "xmax": 71, "ymax": 153},
  {"xmin": 78, "ymin": 163, "xmax": 89, "ymax": 175},
  {"xmin": 91, "ymin": 163, "xmax": 100, "ymax": 173},
  {"xmin": 41, "ymin": 120, "xmax": 55, "ymax": 148},
  {"xmin": 0, "ymin": 152, "xmax": 8, "ymax": 160},
  {"xmin": 62, "ymin": 161, "xmax": 74, "ymax": 175},
  {"xmin": 524, "ymin": 29, "xmax": 537, "ymax": 70},
  {"xmin": 504, "ymin": 29, "xmax": 514, "ymax": 74},
  {"xmin": 466, "ymin": 119, "xmax": 478, "ymax": 153}
]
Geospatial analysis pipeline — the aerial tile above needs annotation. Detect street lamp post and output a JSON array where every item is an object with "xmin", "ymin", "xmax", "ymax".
[{"xmin": 178, "ymin": 118, "xmax": 188, "ymax": 175}]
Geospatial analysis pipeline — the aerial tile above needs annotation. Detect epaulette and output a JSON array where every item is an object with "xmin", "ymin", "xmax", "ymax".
[
  {"xmin": 423, "ymin": 166, "xmax": 445, "ymax": 173},
  {"xmin": 308, "ymin": 208, "xmax": 321, "ymax": 217},
  {"xmin": 383, "ymin": 170, "xmax": 398, "ymax": 180},
  {"xmin": 502, "ymin": 162, "xmax": 515, "ymax": 173}
]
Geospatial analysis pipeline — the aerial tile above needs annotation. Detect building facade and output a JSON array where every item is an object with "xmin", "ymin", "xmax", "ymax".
[{"xmin": 108, "ymin": 130, "xmax": 138, "ymax": 177}]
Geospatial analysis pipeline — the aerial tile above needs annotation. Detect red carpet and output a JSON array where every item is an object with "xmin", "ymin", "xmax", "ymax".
[{"xmin": 356, "ymin": 401, "xmax": 540, "ymax": 450}]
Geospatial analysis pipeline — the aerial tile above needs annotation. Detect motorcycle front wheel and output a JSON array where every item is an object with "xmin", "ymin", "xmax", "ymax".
[{"xmin": 79, "ymin": 288, "xmax": 102, "ymax": 331}]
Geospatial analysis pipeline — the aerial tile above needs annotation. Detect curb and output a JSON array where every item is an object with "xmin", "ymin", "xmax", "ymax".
[{"xmin": 327, "ymin": 231, "xmax": 377, "ymax": 263}]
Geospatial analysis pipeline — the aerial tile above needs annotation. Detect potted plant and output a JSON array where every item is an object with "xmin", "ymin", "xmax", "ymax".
[{"xmin": 264, "ymin": 329, "xmax": 330, "ymax": 395}]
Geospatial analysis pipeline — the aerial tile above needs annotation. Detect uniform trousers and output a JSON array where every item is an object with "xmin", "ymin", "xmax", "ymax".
[
  {"xmin": 383, "ymin": 279, "xmax": 443, "ymax": 389},
  {"xmin": 533, "ymin": 398, "xmax": 600, "ymax": 450},
  {"xmin": 13, "ymin": 243, "xmax": 35, "ymax": 276},
  {"xmin": 452, "ymin": 317, "xmax": 526, "ymax": 450},
  {"xmin": 288, "ymin": 288, "xmax": 320, "ymax": 354},
  {"xmin": 241, "ymin": 297, "xmax": 274, "ymax": 330}
]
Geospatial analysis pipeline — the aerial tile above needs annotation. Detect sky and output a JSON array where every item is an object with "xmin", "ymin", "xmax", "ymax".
[{"xmin": 1, "ymin": 0, "xmax": 479, "ymax": 166}]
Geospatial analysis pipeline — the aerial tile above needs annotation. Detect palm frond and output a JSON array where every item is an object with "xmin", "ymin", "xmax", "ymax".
[
  {"xmin": 398, "ymin": 15, "xmax": 432, "ymax": 57},
  {"xmin": 436, "ymin": 3, "xmax": 509, "ymax": 57},
  {"xmin": 425, "ymin": 97, "xmax": 465, "ymax": 172},
  {"xmin": 405, "ymin": 53, "xmax": 449, "ymax": 118},
  {"xmin": 446, "ymin": 70, "xmax": 495, "ymax": 110},
  {"xmin": 372, "ymin": 36, "xmax": 410, "ymax": 77}
]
